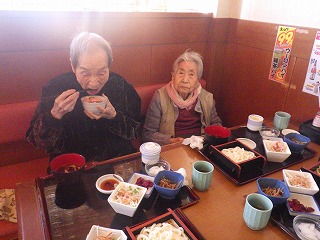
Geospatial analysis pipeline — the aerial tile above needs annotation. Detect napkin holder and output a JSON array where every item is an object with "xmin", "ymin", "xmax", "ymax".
[{"xmin": 299, "ymin": 120, "xmax": 320, "ymax": 144}]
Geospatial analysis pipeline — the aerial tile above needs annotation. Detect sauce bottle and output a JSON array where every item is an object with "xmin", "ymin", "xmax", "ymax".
[
  {"xmin": 312, "ymin": 108, "xmax": 320, "ymax": 128},
  {"xmin": 310, "ymin": 60, "xmax": 317, "ymax": 80}
]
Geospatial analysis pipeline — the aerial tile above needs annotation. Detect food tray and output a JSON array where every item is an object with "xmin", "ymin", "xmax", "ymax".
[
  {"xmin": 200, "ymin": 126, "xmax": 317, "ymax": 185},
  {"xmin": 209, "ymin": 140, "xmax": 266, "ymax": 180},
  {"xmin": 36, "ymin": 159, "xmax": 200, "ymax": 240},
  {"xmin": 125, "ymin": 208, "xmax": 205, "ymax": 239},
  {"xmin": 270, "ymin": 168, "xmax": 320, "ymax": 240}
]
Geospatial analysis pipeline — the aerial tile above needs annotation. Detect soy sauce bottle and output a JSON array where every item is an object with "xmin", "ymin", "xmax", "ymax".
[{"xmin": 312, "ymin": 108, "xmax": 320, "ymax": 128}]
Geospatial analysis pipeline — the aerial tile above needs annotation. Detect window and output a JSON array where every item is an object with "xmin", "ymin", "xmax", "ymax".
[{"xmin": 1, "ymin": 0, "xmax": 215, "ymax": 13}]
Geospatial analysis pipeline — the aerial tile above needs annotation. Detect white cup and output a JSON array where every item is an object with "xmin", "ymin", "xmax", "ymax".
[
  {"xmin": 139, "ymin": 142, "xmax": 161, "ymax": 165},
  {"xmin": 247, "ymin": 114, "xmax": 264, "ymax": 131}
]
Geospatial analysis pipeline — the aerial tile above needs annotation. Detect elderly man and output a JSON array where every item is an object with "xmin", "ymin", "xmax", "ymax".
[{"xmin": 27, "ymin": 32, "xmax": 141, "ymax": 165}]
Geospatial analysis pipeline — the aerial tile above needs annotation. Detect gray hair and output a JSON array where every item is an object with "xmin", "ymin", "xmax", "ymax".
[
  {"xmin": 173, "ymin": 50, "xmax": 203, "ymax": 79},
  {"xmin": 70, "ymin": 32, "xmax": 113, "ymax": 69}
]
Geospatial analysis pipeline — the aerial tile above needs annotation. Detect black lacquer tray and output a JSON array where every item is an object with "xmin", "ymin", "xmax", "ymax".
[
  {"xmin": 200, "ymin": 126, "xmax": 317, "ymax": 185},
  {"xmin": 35, "ymin": 157, "xmax": 200, "ymax": 240},
  {"xmin": 125, "ymin": 208, "xmax": 206, "ymax": 240}
]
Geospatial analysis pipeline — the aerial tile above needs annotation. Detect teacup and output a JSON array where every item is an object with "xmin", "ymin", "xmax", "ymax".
[
  {"xmin": 247, "ymin": 114, "xmax": 264, "ymax": 131},
  {"xmin": 243, "ymin": 193, "xmax": 273, "ymax": 230}
]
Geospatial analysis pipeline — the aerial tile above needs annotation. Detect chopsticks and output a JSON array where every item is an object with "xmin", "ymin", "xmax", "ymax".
[{"xmin": 42, "ymin": 88, "xmax": 92, "ymax": 100}]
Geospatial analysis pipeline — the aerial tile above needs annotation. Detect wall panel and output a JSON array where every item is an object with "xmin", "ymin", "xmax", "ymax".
[
  {"xmin": 0, "ymin": 12, "xmax": 211, "ymax": 105},
  {"xmin": 207, "ymin": 19, "xmax": 320, "ymax": 127}
]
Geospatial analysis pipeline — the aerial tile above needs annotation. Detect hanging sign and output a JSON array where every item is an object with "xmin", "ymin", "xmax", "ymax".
[
  {"xmin": 302, "ymin": 31, "xmax": 320, "ymax": 96},
  {"xmin": 268, "ymin": 26, "xmax": 296, "ymax": 82}
]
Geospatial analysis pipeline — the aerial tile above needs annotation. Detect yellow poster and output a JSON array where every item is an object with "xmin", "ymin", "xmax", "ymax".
[{"xmin": 268, "ymin": 26, "xmax": 296, "ymax": 82}]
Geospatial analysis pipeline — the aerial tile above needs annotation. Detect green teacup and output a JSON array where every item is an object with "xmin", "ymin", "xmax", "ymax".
[{"xmin": 192, "ymin": 161, "xmax": 214, "ymax": 191}]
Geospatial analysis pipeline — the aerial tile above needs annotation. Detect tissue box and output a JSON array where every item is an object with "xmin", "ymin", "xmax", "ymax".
[
  {"xmin": 208, "ymin": 141, "xmax": 266, "ymax": 180},
  {"xmin": 299, "ymin": 120, "xmax": 320, "ymax": 144}
]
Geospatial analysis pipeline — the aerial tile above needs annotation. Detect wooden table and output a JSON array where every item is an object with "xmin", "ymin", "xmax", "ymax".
[{"xmin": 16, "ymin": 121, "xmax": 320, "ymax": 240}]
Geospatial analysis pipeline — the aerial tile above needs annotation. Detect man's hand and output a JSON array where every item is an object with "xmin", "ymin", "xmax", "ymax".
[{"xmin": 51, "ymin": 89, "xmax": 79, "ymax": 119}]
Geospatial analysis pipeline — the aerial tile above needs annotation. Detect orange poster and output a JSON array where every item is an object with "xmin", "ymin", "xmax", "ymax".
[{"xmin": 268, "ymin": 26, "xmax": 296, "ymax": 82}]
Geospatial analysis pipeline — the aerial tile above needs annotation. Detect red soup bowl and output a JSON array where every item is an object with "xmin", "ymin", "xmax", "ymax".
[
  {"xmin": 50, "ymin": 153, "xmax": 86, "ymax": 183},
  {"xmin": 204, "ymin": 125, "xmax": 231, "ymax": 146}
]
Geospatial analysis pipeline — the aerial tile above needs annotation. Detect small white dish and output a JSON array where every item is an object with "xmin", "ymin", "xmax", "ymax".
[
  {"xmin": 128, "ymin": 173, "xmax": 154, "ymax": 198},
  {"xmin": 287, "ymin": 193, "xmax": 320, "ymax": 217},
  {"xmin": 283, "ymin": 169, "xmax": 319, "ymax": 195},
  {"xmin": 262, "ymin": 139, "xmax": 291, "ymax": 163},
  {"xmin": 108, "ymin": 182, "xmax": 147, "ymax": 217},
  {"xmin": 86, "ymin": 225, "xmax": 127, "ymax": 240},
  {"xmin": 236, "ymin": 138, "xmax": 256, "ymax": 149},
  {"xmin": 96, "ymin": 174, "xmax": 123, "ymax": 194},
  {"xmin": 282, "ymin": 128, "xmax": 300, "ymax": 136}
]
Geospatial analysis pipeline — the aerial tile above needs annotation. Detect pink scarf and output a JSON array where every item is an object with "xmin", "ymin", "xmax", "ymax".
[{"xmin": 165, "ymin": 82, "xmax": 201, "ymax": 110}]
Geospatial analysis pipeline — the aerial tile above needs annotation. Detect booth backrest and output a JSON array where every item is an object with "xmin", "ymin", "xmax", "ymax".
[{"xmin": 0, "ymin": 80, "xmax": 206, "ymax": 167}]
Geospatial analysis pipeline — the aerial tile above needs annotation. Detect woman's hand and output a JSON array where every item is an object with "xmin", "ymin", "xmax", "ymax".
[
  {"xmin": 84, "ymin": 94, "xmax": 117, "ymax": 120},
  {"xmin": 51, "ymin": 89, "xmax": 79, "ymax": 119}
]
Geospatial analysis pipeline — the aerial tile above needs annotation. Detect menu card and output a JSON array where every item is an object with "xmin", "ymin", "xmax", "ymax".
[
  {"xmin": 269, "ymin": 25, "xmax": 296, "ymax": 83},
  {"xmin": 303, "ymin": 31, "xmax": 320, "ymax": 96}
]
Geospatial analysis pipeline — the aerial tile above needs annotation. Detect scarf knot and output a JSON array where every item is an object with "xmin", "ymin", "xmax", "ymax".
[{"xmin": 165, "ymin": 82, "xmax": 201, "ymax": 110}]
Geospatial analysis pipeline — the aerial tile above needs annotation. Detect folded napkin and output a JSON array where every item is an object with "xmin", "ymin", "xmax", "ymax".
[
  {"xmin": 0, "ymin": 189, "xmax": 17, "ymax": 223},
  {"xmin": 175, "ymin": 168, "xmax": 189, "ymax": 186},
  {"xmin": 182, "ymin": 135, "xmax": 204, "ymax": 150}
]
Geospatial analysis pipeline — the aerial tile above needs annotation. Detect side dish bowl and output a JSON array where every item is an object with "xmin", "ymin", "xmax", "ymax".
[
  {"xmin": 259, "ymin": 126, "xmax": 280, "ymax": 140},
  {"xmin": 86, "ymin": 225, "xmax": 127, "ymax": 240},
  {"xmin": 256, "ymin": 177, "xmax": 290, "ymax": 206},
  {"xmin": 283, "ymin": 133, "xmax": 311, "ymax": 154},
  {"xmin": 107, "ymin": 182, "xmax": 147, "ymax": 217},
  {"xmin": 293, "ymin": 214, "xmax": 320, "ymax": 240},
  {"xmin": 95, "ymin": 174, "xmax": 123, "ymax": 194},
  {"xmin": 283, "ymin": 169, "xmax": 319, "ymax": 195},
  {"xmin": 145, "ymin": 159, "xmax": 170, "ymax": 177},
  {"xmin": 287, "ymin": 193, "xmax": 320, "ymax": 217},
  {"xmin": 262, "ymin": 139, "xmax": 291, "ymax": 163},
  {"xmin": 236, "ymin": 138, "xmax": 256, "ymax": 149},
  {"xmin": 128, "ymin": 173, "xmax": 154, "ymax": 198},
  {"xmin": 154, "ymin": 170, "xmax": 183, "ymax": 199}
]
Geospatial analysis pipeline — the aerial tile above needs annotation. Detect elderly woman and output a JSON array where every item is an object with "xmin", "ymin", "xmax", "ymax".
[
  {"xmin": 142, "ymin": 50, "xmax": 222, "ymax": 145},
  {"xmin": 26, "ymin": 32, "xmax": 141, "ymax": 165}
]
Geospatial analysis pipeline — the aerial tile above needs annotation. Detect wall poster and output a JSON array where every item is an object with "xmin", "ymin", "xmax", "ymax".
[
  {"xmin": 302, "ymin": 31, "xmax": 320, "ymax": 96},
  {"xmin": 268, "ymin": 26, "xmax": 296, "ymax": 83}
]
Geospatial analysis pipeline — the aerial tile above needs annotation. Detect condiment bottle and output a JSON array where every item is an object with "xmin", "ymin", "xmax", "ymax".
[
  {"xmin": 312, "ymin": 108, "xmax": 320, "ymax": 128},
  {"xmin": 310, "ymin": 60, "xmax": 317, "ymax": 80}
]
